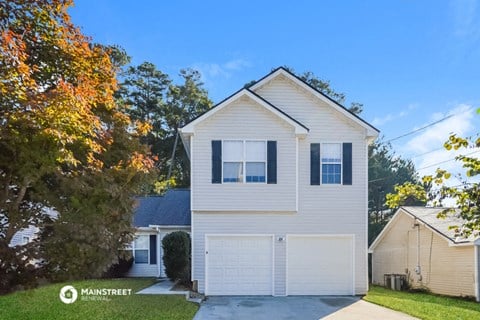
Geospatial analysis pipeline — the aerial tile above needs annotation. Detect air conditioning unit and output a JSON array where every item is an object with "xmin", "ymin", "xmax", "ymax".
[{"xmin": 384, "ymin": 274, "xmax": 406, "ymax": 290}]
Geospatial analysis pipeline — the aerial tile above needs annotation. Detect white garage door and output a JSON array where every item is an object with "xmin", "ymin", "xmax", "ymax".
[
  {"xmin": 287, "ymin": 235, "xmax": 354, "ymax": 295},
  {"xmin": 206, "ymin": 235, "xmax": 273, "ymax": 295}
]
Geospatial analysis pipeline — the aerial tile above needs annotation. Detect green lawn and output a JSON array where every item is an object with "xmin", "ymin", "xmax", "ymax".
[
  {"xmin": 0, "ymin": 278, "xmax": 198, "ymax": 320},
  {"xmin": 364, "ymin": 285, "xmax": 480, "ymax": 320}
]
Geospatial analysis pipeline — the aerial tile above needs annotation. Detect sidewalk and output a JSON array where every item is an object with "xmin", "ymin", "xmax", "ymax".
[{"xmin": 136, "ymin": 279, "xmax": 189, "ymax": 295}]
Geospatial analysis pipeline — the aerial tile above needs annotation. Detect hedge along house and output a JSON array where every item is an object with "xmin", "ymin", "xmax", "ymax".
[
  {"xmin": 127, "ymin": 189, "xmax": 191, "ymax": 278},
  {"xmin": 369, "ymin": 206, "xmax": 480, "ymax": 301}
]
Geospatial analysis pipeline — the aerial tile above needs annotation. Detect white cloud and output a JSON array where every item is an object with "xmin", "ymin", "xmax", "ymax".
[
  {"xmin": 401, "ymin": 104, "xmax": 479, "ymax": 180},
  {"xmin": 371, "ymin": 104, "xmax": 416, "ymax": 127},
  {"xmin": 450, "ymin": 0, "xmax": 480, "ymax": 39},
  {"xmin": 192, "ymin": 59, "xmax": 252, "ymax": 83}
]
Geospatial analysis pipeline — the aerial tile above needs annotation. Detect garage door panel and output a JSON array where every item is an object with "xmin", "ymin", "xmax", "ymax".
[
  {"xmin": 206, "ymin": 235, "xmax": 273, "ymax": 295},
  {"xmin": 287, "ymin": 235, "xmax": 354, "ymax": 295}
]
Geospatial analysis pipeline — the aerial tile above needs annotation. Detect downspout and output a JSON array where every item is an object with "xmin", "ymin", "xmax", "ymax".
[{"xmin": 475, "ymin": 244, "xmax": 479, "ymax": 302}]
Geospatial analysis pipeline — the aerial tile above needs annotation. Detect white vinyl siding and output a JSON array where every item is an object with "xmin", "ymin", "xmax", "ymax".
[
  {"xmin": 127, "ymin": 228, "xmax": 190, "ymax": 278},
  {"xmin": 191, "ymin": 76, "xmax": 369, "ymax": 295},
  {"xmin": 192, "ymin": 97, "xmax": 297, "ymax": 212},
  {"xmin": 9, "ymin": 226, "xmax": 37, "ymax": 247}
]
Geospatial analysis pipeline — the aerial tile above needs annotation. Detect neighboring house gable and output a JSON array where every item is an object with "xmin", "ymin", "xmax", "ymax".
[
  {"xmin": 8, "ymin": 208, "xmax": 57, "ymax": 247},
  {"xmin": 369, "ymin": 207, "xmax": 479, "ymax": 301},
  {"xmin": 180, "ymin": 67, "xmax": 378, "ymax": 296},
  {"xmin": 127, "ymin": 189, "xmax": 191, "ymax": 278}
]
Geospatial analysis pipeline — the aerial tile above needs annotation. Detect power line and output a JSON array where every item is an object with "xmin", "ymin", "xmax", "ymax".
[
  {"xmin": 368, "ymin": 150, "xmax": 480, "ymax": 183},
  {"xmin": 384, "ymin": 114, "xmax": 454, "ymax": 143},
  {"xmin": 417, "ymin": 150, "xmax": 480, "ymax": 171},
  {"xmin": 410, "ymin": 147, "xmax": 445, "ymax": 159}
]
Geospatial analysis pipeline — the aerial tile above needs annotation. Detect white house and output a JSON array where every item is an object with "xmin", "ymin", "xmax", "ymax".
[
  {"xmin": 9, "ymin": 208, "xmax": 57, "ymax": 247},
  {"xmin": 179, "ymin": 67, "xmax": 379, "ymax": 296},
  {"xmin": 127, "ymin": 189, "xmax": 191, "ymax": 278},
  {"xmin": 369, "ymin": 206, "xmax": 480, "ymax": 301}
]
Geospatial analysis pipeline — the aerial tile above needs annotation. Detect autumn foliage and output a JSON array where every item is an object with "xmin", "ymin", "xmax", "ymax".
[{"xmin": 0, "ymin": 0, "xmax": 155, "ymax": 292}]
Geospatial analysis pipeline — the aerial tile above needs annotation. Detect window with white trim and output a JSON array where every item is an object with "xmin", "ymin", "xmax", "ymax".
[
  {"xmin": 321, "ymin": 143, "xmax": 342, "ymax": 184},
  {"xmin": 223, "ymin": 140, "xmax": 266, "ymax": 183},
  {"xmin": 133, "ymin": 235, "xmax": 149, "ymax": 264}
]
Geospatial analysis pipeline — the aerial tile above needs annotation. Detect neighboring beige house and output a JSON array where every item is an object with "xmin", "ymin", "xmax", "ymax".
[
  {"xmin": 179, "ymin": 67, "xmax": 379, "ymax": 296},
  {"xmin": 369, "ymin": 206, "xmax": 480, "ymax": 301}
]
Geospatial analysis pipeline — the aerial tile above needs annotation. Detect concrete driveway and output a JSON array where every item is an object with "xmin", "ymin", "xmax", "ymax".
[{"xmin": 193, "ymin": 296, "xmax": 417, "ymax": 320}]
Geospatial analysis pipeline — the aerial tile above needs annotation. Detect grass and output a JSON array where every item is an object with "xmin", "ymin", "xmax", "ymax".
[
  {"xmin": 0, "ymin": 278, "xmax": 199, "ymax": 320},
  {"xmin": 364, "ymin": 285, "xmax": 480, "ymax": 320}
]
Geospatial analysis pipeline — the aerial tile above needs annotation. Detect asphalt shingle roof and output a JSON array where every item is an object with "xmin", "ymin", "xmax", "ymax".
[
  {"xmin": 133, "ymin": 189, "xmax": 190, "ymax": 227},
  {"xmin": 401, "ymin": 206, "xmax": 476, "ymax": 243}
]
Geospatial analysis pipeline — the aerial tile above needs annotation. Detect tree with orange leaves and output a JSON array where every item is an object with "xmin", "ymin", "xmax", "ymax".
[{"xmin": 0, "ymin": 0, "xmax": 155, "ymax": 291}]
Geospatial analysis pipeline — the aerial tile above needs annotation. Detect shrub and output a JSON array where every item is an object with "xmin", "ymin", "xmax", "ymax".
[
  {"xmin": 103, "ymin": 251, "xmax": 133, "ymax": 278},
  {"xmin": 162, "ymin": 231, "xmax": 191, "ymax": 287}
]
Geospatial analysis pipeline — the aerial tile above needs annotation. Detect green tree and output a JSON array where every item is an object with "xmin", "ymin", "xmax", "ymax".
[
  {"xmin": 0, "ymin": 0, "xmax": 155, "ymax": 291},
  {"xmin": 248, "ymin": 67, "xmax": 363, "ymax": 114},
  {"xmin": 117, "ymin": 65, "xmax": 212, "ymax": 189},
  {"xmin": 368, "ymin": 141, "xmax": 422, "ymax": 244},
  {"xmin": 387, "ymin": 133, "xmax": 480, "ymax": 237}
]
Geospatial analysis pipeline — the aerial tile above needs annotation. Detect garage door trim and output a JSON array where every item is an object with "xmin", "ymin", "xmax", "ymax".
[
  {"xmin": 205, "ymin": 234, "xmax": 275, "ymax": 296},
  {"xmin": 286, "ymin": 234, "xmax": 355, "ymax": 295}
]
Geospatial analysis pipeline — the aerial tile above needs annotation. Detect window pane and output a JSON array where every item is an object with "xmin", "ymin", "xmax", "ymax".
[
  {"xmin": 322, "ymin": 164, "xmax": 341, "ymax": 184},
  {"xmin": 134, "ymin": 235, "xmax": 149, "ymax": 249},
  {"xmin": 246, "ymin": 162, "xmax": 266, "ymax": 183},
  {"xmin": 223, "ymin": 141, "xmax": 243, "ymax": 161},
  {"xmin": 246, "ymin": 141, "xmax": 266, "ymax": 161},
  {"xmin": 223, "ymin": 162, "xmax": 243, "ymax": 182},
  {"xmin": 134, "ymin": 250, "xmax": 148, "ymax": 264},
  {"xmin": 322, "ymin": 143, "xmax": 341, "ymax": 162}
]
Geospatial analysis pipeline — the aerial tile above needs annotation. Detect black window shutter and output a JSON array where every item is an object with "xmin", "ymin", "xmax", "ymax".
[
  {"xmin": 149, "ymin": 235, "xmax": 157, "ymax": 265},
  {"xmin": 310, "ymin": 143, "xmax": 320, "ymax": 185},
  {"xmin": 343, "ymin": 143, "xmax": 352, "ymax": 185},
  {"xmin": 267, "ymin": 141, "xmax": 277, "ymax": 184},
  {"xmin": 211, "ymin": 140, "xmax": 222, "ymax": 183}
]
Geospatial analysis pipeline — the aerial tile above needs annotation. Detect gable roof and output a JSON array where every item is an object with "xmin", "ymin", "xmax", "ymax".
[
  {"xmin": 133, "ymin": 189, "xmax": 190, "ymax": 227},
  {"xmin": 180, "ymin": 88, "xmax": 309, "ymax": 136},
  {"xmin": 369, "ymin": 206, "xmax": 476, "ymax": 252},
  {"xmin": 249, "ymin": 67, "xmax": 379, "ymax": 137}
]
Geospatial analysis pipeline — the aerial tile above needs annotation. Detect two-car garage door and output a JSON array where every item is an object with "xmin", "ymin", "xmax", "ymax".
[{"xmin": 205, "ymin": 234, "xmax": 354, "ymax": 296}]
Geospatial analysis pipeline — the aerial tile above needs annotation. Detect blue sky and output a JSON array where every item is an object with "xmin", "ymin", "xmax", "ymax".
[{"xmin": 69, "ymin": 0, "xmax": 480, "ymax": 179}]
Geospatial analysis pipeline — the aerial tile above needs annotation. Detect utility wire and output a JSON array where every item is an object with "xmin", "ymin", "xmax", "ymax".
[
  {"xmin": 384, "ymin": 114, "xmax": 454, "ymax": 143},
  {"xmin": 368, "ymin": 150, "xmax": 480, "ymax": 183},
  {"xmin": 410, "ymin": 147, "xmax": 445, "ymax": 159},
  {"xmin": 417, "ymin": 150, "xmax": 480, "ymax": 171}
]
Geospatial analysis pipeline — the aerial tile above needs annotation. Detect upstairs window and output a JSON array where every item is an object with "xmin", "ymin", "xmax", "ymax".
[
  {"xmin": 311, "ymin": 142, "xmax": 352, "ymax": 186},
  {"xmin": 246, "ymin": 141, "xmax": 266, "ymax": 182},
  {"xmin": 222, "ymin": 140, "xmax": 266, "ymax": 183},
  {"xmin": 321, "ymin": 143, "xmax": 342, "ymax": 184},
  {"xmin": 223, "ymin": 140, "xmax": 244, "ymax": 182}
]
